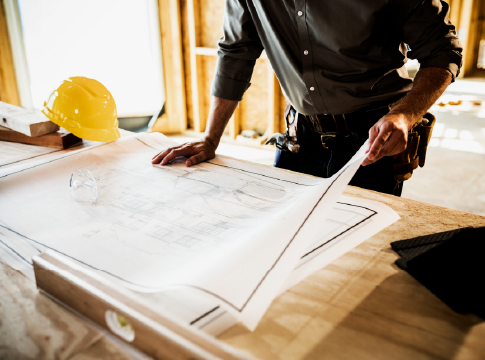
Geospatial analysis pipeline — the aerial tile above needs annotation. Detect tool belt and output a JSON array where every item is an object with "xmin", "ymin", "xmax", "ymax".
[
  {"xmin": 393, "ymin": 112, "xmax": 436, "ymax": 183},
  {"xmin": 265, "ymin": 102, "xmax": 436, "ymax": 183}
]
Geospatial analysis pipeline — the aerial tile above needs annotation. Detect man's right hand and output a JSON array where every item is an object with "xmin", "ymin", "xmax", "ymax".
[{"xmin": 151, "ymin": 136, "xmax": 218, "ymax": 167}]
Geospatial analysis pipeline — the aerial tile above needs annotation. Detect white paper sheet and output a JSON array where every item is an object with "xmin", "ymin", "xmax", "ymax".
[
  {"xmin": 0, "ymin": 137, "xmax": 101, "ymax": 169},
  {"xmin": 0, "ymin": 132, "xmax": 399, "ymax": 330}
]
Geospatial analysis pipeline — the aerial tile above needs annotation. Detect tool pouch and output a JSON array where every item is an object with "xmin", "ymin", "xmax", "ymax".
[{"xmin": 393, "ymin": 112, "xmax": 436, "ymax": 182}]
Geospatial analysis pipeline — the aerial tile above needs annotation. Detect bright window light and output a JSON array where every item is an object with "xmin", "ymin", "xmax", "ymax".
[{"xmin": 17, "ymin": 0, "xmax": 165, "ymax": 116}]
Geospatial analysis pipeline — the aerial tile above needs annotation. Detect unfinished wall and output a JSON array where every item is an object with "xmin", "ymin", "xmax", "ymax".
[{"xmin": 180, "ymin": 0, "xmax": 286, "ymax": 140}]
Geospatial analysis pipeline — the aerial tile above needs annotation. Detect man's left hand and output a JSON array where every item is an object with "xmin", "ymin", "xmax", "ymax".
[{"xmin": 362, "ymin": 113, "xmax": 412, "ymax": 166}]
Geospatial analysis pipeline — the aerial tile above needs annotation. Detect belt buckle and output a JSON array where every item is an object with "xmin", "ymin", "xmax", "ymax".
[{"xmin": 321, "ymin": 134, "xmax": 336, "ymax": 150}]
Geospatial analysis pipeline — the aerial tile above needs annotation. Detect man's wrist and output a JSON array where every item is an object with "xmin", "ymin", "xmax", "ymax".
[
  {"xmin": 387, "ymin": 109, "xmax": 420, "ymax": 130},
  {"xmin": 203, "ymin": 135, "xmax": 219, "ymax": 149}
]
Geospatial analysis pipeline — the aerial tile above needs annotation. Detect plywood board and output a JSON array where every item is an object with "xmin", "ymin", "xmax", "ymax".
[
  {"xmin": 0, "ymin": 101, "xmax": 59, "ymax": 136},
  {"xmin": 0, "ymin": 125, "xmax": 82, "ymax": 149}
]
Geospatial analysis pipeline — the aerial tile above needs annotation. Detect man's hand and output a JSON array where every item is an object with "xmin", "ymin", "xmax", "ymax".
[
  {"xmin": 151, "ymin": 96, "xmax": 238, "ymax": 167},
  {"xmin": 151, "ymin": 136, "xmax": 217, "ymax": 167},
  {"xmin": 362, "ymin": 67, "xmax": 452, "ymax": 166},
  {"xmin": 362, "ymin": 113, "xmax": 411, "ymax": 166}
]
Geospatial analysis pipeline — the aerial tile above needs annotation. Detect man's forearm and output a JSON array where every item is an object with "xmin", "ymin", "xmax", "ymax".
[
  {"xmin": 204, "ymin": 96, "xmax": 239, "ymax": 147},
  {"xmin": 390, "ymin": 67, "xmax": 452, "ymax": 127}
]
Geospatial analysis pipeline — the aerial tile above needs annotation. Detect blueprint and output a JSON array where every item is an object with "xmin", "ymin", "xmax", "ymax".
[
  {"xmin": 0, "ymin": 132, "xmax": 399, "ymax": 330},
  {"xmin": 0, "ymin": 137, "xmax": 100, "ymax": 169}
]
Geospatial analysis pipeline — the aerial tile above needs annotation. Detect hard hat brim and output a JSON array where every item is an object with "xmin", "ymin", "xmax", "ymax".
[{"xmin": 65, "ymin": 124, "xmax": 121, "ymax": 142}]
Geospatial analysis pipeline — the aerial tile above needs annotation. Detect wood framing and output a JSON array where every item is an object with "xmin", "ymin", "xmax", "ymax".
[
  {"xmin": 0, "ymin": 0, "xmax": 20, "ymax": 106},
  {"xmin": 451, "ymin": 0, "xmax": 485, "ymax": 77},
  {"xmin": 185, "ymin": 0, "xmax": 281, "ymax": 144},
  {"xmin": 153, "ymin": 0, "xmax": 187, "ymax": 134},
  {"xmin": 187, "ymin": 0, "xmax": 206, "ymax": 132}
]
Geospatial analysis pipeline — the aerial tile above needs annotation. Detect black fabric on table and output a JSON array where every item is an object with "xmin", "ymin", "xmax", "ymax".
[{"xmin": 391, "ymin": 227, "xmax": 485, "ymax": 319}]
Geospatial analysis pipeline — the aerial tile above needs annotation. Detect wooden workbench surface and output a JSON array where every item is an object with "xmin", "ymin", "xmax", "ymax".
[{"xmin": 1, "ymin": 138, "xmax": 484, "ymax": 359}]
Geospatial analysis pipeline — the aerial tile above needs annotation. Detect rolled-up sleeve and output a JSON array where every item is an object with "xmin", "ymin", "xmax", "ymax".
[
  {"xmin": 210, "ymin": 0, "xmax": 264, "ymax": 101},
  {"xmin": 399, "ymin": 0, "xmax": 463, "ymax": 81}
]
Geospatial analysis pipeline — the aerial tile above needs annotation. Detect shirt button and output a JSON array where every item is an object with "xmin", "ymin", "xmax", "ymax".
[
  {"xmin": 310, "ymin": 87, "xmax": 315, "ymax": 91},
  {"xmin": 304, "ymin": 50, "xmax": 309, "ymax": 55},
  {"xmin": 298, "ymin": 11, "xmax": 303, "ymax": 16}
]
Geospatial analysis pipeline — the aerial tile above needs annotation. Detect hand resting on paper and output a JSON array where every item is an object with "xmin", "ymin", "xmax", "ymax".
[
  {"xmin": 151, "ymin": 136, "xmax": 217, "ymax": 167},
  {"xmin": 151, "ymin": 96, "xmax": 238, "ymax": 167}
]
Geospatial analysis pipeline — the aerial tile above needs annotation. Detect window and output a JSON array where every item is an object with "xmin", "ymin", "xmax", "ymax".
[{"xmin": 9, "ymin": 0, "xmax": 165, "ymax": 117}]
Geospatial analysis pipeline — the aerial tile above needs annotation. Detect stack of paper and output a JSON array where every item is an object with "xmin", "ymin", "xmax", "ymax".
[{"xmin": 0, "ymin": 132, "xmax": 399, "ymax": 333}]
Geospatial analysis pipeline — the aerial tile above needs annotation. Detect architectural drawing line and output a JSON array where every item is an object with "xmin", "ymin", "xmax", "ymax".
[
  {"xmin": 0, "ymin": 224, "xmax": 159, "ymax": 290},
  {"xmin": 0, "ymin": 141, "xmax": 110, "ymax": 179},
  {"xmin": 200, "ymin": 311, "xmax": 227, "ymax": 330},
  {"xmin": 0, "ymin": 148, "xmax": 63, "ymax": 168},
  {"xmin": 299, "ymin": 202, "xmax": 377, "ymax": 260},
  {"xmin": 237, "ymin": 162, "xmax": 352, "ymax": 312},
  {"xmin": 207, "ymin": 161, "xmax": 317, "ymax": 187},
  {"xmin": 190, "ymin": 306, "xmax": 220, "ymax": 325},
  {"xmin": 0, "ymin": 237, "xmax": 34, "ymax": 266},
  {"xmin": 136, "ymin": 137, "xmax": 159, "ymax": 150}
]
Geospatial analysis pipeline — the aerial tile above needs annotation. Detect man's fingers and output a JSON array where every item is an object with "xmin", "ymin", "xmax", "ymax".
[
  {"xmin": 367, "ymin": 126, "xmax": 392, "ymax": 161},
  {"xmin": 371, "ymin": 131, "xmax": 402, "ymax": 163},
  {"xmin": 366, "ymin": 125, "xmax": 379, "ymax": 154},
  {"xmin": 160, "ymin": 148, "xmax": 192, "ymax": 165},
  {"xmin": 186, "ymin": 153, "xmax": 207, "ymax": 167},
  {"xmin": 151, "ymin": 148, "xmax": 173, "ymax": 164},
  {"xmin": 382, "ymin": 131, "xmax": 405, "ymax": 157}
]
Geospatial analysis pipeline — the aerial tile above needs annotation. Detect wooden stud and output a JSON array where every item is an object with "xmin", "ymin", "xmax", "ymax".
[
  {"xmin": 260, "ymin": 60, "xmax": 280, "ymax": 144},
  {"xmin": 187, "ymin": 0, "xmax": 206, "ymax": 132},
  {"xmin": 457, "ymin": 0, "xmax": 481, "ymax": 77},
  {"xmin": 447, "ymin": 0, "xmax": 463, "ymax": 29},
  {"xmin": 153, "ymin": 0, "xmax": 187, "ymax": 134},
  {"xmin": 0, "ymin": 0, "xmax": 20, "ymax": 106}
]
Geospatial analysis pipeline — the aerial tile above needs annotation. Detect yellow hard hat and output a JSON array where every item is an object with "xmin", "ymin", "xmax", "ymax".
[{"xmin": 42, "ymin": 77, "xmax": 120, "ymax": 142}]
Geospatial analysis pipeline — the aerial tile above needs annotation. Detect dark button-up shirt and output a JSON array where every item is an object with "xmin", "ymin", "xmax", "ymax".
[{"xmin": 210, "ymin": 0, "xmax": 462, "ymax": 115}]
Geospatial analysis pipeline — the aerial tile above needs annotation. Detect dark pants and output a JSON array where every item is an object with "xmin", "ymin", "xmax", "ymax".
[{"xmin": 273, "ymin": 107, "xmax": 403, "ymax": 197}]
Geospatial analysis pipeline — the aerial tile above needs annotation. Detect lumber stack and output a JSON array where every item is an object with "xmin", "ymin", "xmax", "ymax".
[{"xmin": 0, "ymin": 101, "xmax": 82, "ymax": 149}]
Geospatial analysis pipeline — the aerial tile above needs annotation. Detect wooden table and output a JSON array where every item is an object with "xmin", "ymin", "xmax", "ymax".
[{"xmin": 1, "ymin": 140, "xmax": 485, "ymax": 359}]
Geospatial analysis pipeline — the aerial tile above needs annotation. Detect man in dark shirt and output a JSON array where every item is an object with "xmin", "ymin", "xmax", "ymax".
[{"xmin": 153, "ymin": 0, "xmax": 462, "ymax": 196}]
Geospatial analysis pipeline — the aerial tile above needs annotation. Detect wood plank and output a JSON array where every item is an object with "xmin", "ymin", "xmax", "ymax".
[
  {"xmin": 152, "ymin": 0, "xmax": 187, "ymax": 134},
  {"xmin": 0, "ymin": 101, "xmax": 59, "ymax": 136},
  {"xmin": 260, "ymin": 61, "xmax": 280, "ymax": 144},
  {"xmin": 187, "ymin": 0, "xmax": 206, "ymax": 133},
  {"xmin": 0, "ymin": 125, "xmax": 82, "ymax": 149},
  {"xmin": 457, "ymin": 0, "xmax": 480, "ymax": 77},
  {"xmin": 33, "ymin": 252, "xmax": 251, "ymax": 360},
  {"xmin": 0, "ymin": 0, "xmax": 20, "ymax": 106}
]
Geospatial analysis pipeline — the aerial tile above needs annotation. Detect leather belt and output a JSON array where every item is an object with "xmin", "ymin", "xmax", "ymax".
[
  {"xmin": 292, "ymin": 105, "xmax": 389, "ymax": 135},
  {"xmin": 292, "ymin": 97, "xmax": 404, "ymax": 135}
]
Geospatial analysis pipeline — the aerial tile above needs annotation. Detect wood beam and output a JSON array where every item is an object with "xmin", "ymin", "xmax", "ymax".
[
  {"xmin": 0, "ymin": 0, "xmax": 20, "ymax": 106},
  {"xmin": 153, "ymin": 0, "xmax": 187, "ymax": 134}
]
